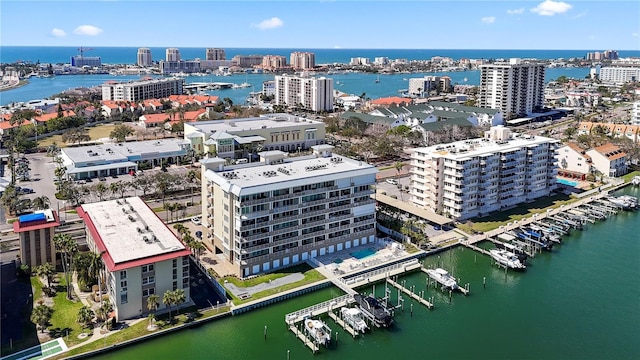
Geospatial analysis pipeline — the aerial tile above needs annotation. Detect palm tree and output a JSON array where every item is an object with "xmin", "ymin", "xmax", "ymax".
[
  {"xmin": 109, "ymin": 182, "xmax": 121, "ymax": 199},
  {"xmin": 147, "ymin": 294, "xmax": 159, "ymax": 325},
  {"xmin": 96, "ymin": 298, "xmax": 113, "ymax": 323},
  {"xmin": 172, "ymin": 289, "xmax": 186, "ymax": 317},
  {"xmin": 162, "ymin": 290, "xmax": 175, "ymax": 323},
  {"xmin": 31, "ymin": 195, "xmax": 51, "ymax": 210},
  {"xmin": 186, "ymin": 169, "xmax": 197, "ymax": 205},
  {"xmin": 77, "ymin": 305, "xmax": 94, "ymax": 329},
  {"xmin": 34, "ymin": 262, "xmax": 55, "ymax": 288},
  {"xmin": 192, "ymin": 241, "xmax": 206, "ymax": 261},
  {"xmin": 94, "ymin": 182, "xmax": 109, "ymax": 201},
  {"xmin": 394, "ymin": 161, "xmax": 405, "ymax": 176},
  {"xmin": 31, "ymin": 304, "xmax": 53, "ymax": 333},
  {"xmin": 173, "ymin": 223, "xmax": 188, "ymax": 239},
  {"xmin": 53, "ymin": 233, "xmax": 78, "ymax": 300}
]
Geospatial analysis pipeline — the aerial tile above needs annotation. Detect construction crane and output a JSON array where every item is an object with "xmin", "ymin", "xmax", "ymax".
[{"xmin": 77, "ymin": 47, "xmax": 94, "ymax": 59}]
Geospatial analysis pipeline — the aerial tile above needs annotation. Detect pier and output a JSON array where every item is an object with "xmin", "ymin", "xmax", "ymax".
[
  {"xmin": 420, "ymin": 267, "xmax": 469, "ymax": 295},
  {"xmin": 327, "ymin": 310, "xmax": 359, "ymax": 338},
  {"xmin": 288, "ymin": 324, "xmax": 320, "ymax": 353},
  {"xmin": 386, "ymin": 278, "xmax": 434, "ymax": 309}
]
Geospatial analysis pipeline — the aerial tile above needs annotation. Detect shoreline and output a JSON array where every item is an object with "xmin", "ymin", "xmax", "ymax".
[{"xmin": 0, "ymin": 79, "xmax": 29, "ymax": 92}]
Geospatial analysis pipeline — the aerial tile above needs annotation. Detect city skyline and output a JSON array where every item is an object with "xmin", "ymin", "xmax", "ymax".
[{"xmin": 1, "ymin": 1, "xmax": 639, "ymax": 50}]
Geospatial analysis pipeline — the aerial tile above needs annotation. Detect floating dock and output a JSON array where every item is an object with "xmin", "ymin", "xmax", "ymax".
[
  {"xmin": 289, "ymin": 324, "xmax": 320, "ymax": 353},
  {"xmin": 327, "ymin": 311, "xmax": 359, "ymax": 338}
]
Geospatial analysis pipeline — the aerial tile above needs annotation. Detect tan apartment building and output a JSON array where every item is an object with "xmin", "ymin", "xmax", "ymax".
[{"xmin": 13, "ymin": 210, "xmax": 60, "ymax": 268}]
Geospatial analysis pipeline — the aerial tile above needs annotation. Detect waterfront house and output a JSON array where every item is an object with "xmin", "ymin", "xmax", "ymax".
[
  {"xmin": 586, "ymin": 143, "xmax": 628, "ymax": 177},
  {"xmin": 557, "ymin": 142, "xmax": 591, "ymax": 180}
]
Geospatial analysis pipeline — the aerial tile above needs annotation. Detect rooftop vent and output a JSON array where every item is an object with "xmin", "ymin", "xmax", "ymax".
[
  {"xmin": 305, "ymin": 164, "xmax": 328, "ymax": 171},
  {"xmin": 263, "ymin": 171, "xmax": 277, "ymax": 177},
  {"xmin": 277, "ymin": 167, "xmax": 290, "ymax": 175}
]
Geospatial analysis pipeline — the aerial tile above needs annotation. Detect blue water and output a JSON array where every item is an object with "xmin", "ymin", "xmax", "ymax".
[
  {"xmin": 4, "ymin": 47, "xmax": 640, "ymax": 65},
  {"xmin": 557, "ymin": 178, "xmax": 579, "ymax": 186},
  {"xmin": 0, "ymin": 68, "xmax": 591, "ymax": 107},
  {"xmin": 350, "ymin": 247, "xmax": 377, "ymax": 260}
]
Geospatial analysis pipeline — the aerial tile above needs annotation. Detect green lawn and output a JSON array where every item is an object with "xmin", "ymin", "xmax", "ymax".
[
  {"xmin": 32, "ymin": 274, "xmax": 92, "ymax": 347},
  {"xmin": 457, "ymin": 193, "xmax": 578, "ymax": 233},
  {"xmin": 220, "ymin": 264, "xmax": 326, "ymax": 305},
  {"xmin": 622, "ymin": 170, "xmax": 640, "ymax": 183},
  {"xmin": 38, "ymin": 124, "xmax": 117, "ymax": 148}
]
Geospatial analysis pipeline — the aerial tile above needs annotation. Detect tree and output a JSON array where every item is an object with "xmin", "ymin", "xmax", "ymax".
[
  {"xmin": 93, "ymin": 182, "xmax": 109, "ymax": 201},
  {"xmin": 31, "ymin": 304, "xmax": 53, "ymax": 333},
  {"xmin": 147, "ymin": 294, "xmax": 160, "ymax": 325},
  {"xmin": 77, "ymin": 306, "xmax": 94, "ymax": 329},
  {"xmin": 109, "ymin": 124, "xmax": 134, "ymax": 143},
  {"xmin": 163, "ymin": 290, "xmax": 175, "ymax": 323},
  {"xmin": 172, "ymin": 289, "xmax": 186, "ymax": 316},
  {"xmin": 173, "ymin": 223, "xmax": 188, "ymax": 239},
  {"xmin": 132, "ymin": 175, "xmax": 154, "ymax": 198},
  {"xmin": 53, "ymin": 233, "xmax": 78, "ymax": 300},
  {"xmin": 0, "ymin": 185, "xmax": 21, "ymax": 215},
  {"xmin": 154, "ymin": 172, "xmax": 177, "ymax": 205},
  {"xmin": 31, "ymin": 195, "xmax": 51, "ymax": 210},
  {"xmin": 394, "ymin": 161, "xmax": 405, "ymax": 176},
  {"xmin": 186, "ymin": 169, "xmax": 198, "ymax": 205},
  {"xmin": 96, "ymin": 299, "xmax": 113, "ymax": 323},
  {"xmin": 34, "ymin": 262, "xmax": 55, "ymax": 289},
  {"xmin": 62, "ymin": 128, "xmax": 90, "ymax": 145}
]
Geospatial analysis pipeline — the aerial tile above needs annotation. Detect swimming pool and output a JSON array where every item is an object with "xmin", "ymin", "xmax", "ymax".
[
  {"xmin": 350, "ymin": 247, "xmax": 377, "ymax": 260},
  {"xmin": 557, "ymin": 178, "xmax": 578, "ymax": 186}
]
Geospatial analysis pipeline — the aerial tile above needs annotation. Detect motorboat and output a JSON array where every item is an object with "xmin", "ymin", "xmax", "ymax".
[
  {"xmin": 607, "ymin": 195, "xmax": 638, "ymax": 210},
  {"xmin": 494, "ymin": 242, "xmax": 528, "ymax": 262},
  {"xmin": 353, "ymin": 294, "xmax": 393, "ymax": 328},
  {"xmin": 425, "ymin": 268, "xmax": 459, "ymax": 291},
  {"xmin": 632, "ymin": 176, "xmax": 640, "ymax": 186},
  {"xmin": 304, "ymin": 318, "xmax": 331, "ymax": 347},
  {"xmin": 340, "ymin": 307, "xmax": 368, "ymax": 333},
  {"xmin": 489, "ymin": 249, "xmax": 526, "ymax": 270}
]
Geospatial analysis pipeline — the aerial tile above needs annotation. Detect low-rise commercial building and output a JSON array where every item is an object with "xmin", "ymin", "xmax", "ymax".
[
  {"xmin": 79, "ymin": 197, "xmax": 192, "ymax": 321},
  {"xmin": 60, "ymin": 139, "xmax": 190, "ymax": 179},
  {"xmin": 410, "ymin": 126, "xmax": 559, "ymax": 220},
  {"xmin": 183, "ymin": 114, "xmax": 325, "ymax": 159},
  {"xmin": 201, "ymin": 145, "xmax": 377, "ymax": 278},
  {"xmin": 13, "ymin": 210, "xmax": 60, "ymax": 268}
]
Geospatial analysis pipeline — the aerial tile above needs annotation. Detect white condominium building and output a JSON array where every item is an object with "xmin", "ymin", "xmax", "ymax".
[
  {"xmin": 479, "ymin": 58, "xmax": 546, "ymax": 120},
  {"xmin": 201, "ymin": 145, "xmax": 377, "ymax": 278},
  {"xmin": 166, "ymin": 48, "xmax": 181, "ymax": 62},
  {"xmin": 290, "ymin": 52, "xmax": 316, "ymax": 70},
  {"xmin": 275, "ymin": 75, "xmax": 334, "ymax": 112},
  {"xmin": 79, "ymin": 197, "xmax": 192, "ymax": 321},
  {"xmin": 206, "ymin": 48, "xmax": 226, "ymax": 61},
  {"xmin": 632, "ymin": 101, "xmax": 640, "ymax": 126},
  {"xmin": 599, "ymin": 67, "xmax": 640, "ymax": 84},
  {"xmin": 408, "ymin": 76, "xmax": 440, "ymax": 96},
  {"xmin": 410, "ymin": 126, "xmax": 559, "ymax": 220},
  {"xmin": 102, "ymin": 77, "xmax": 184, "ymax": 101},
  {"xmin": 137, "ymin": 48, "xmax": 152, "ymax": 67}
]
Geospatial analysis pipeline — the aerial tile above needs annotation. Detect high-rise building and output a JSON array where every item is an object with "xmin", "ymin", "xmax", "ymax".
[
  {"xmin": 290, "ymin": 52, "xmax": 315, "ymax": 70},
  {"xmin": 166, "ymin": 48, "xmax": 181, "ymax": 62},
  {"xmin": 275, "ymin": 74, "xmax": 334, "ymax": 112},
  {"xmin": 206, "ymin": 48, "xmax": 226, "ymax": 61},
  {"xmin": 70, "ymin": 56, "xmax": 102, "ymax": 67},
  {"xmin": 232, "ymin": 55, "xmax": 264, "ymax": 68},
  {"xmin": 137, "ymin": 48, "xmax": 153, "ymax": 67},
  {"xmin": 479, "ymin": 58, "xmax": 545, "ymax": 120},
  {"xmin": 102, "ymin": 77, "xmax": 184, "ymax": 101},
  {"xmin": 599, "ymin": 67, "xmax": 640, "ymax": 84},
  {"xmin": 201, "ymin": 145, "xmax": 377, "ymax": 278},
  {"xmin": 262, "ymin": 55, "xmax": 288, "ymax": 70},
  {"xmin": 410, "ymin": 126, "xmax": 559, "ymax": 220},
  {"xmin": 79, "ymin": 197, "xmax": 192, "ymax": 321}
]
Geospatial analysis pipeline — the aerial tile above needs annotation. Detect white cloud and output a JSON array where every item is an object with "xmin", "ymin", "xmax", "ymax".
[
  {"xmin": 51, "ymin": 28, "xmax": 66, "ymax": 37},
  {"xmin": 573, "ymin": 10, "xmax": 587, "ymax": 19},
  {"xmin": 507, "ymin": 8, "xmax": 525, "ymax": 15},
  {"xmin": 251, "ymin": 17, "xmax": 284, "ymax": 30},
  {"xmin": 333, "ymin": 45, "xmax": 342, "ymax": 49},
  {"xmin": 73, "ymin": 25, "xmax": 103, "ymax": 36},
  {"xmin": 481, "ymin": 16, "xmax": 496, "ymax": 24},
  {"xmin": 531, "ymin": 0, "xmax": 572, "ymax": 16}
]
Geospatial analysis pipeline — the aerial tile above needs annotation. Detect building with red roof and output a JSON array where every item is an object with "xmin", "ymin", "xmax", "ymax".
[{"xmin": 78, "ymin": 197, "xmax": 192, "ymax": 321}]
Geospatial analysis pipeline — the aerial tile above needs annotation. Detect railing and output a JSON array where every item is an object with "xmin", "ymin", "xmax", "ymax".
[
  {"xmin": 284, "ymin": 294, "xmax": 354, "ymax": 323},
  {"xmin": 341, "ymin": 258, "xmax": 420, "ymax": 285}
]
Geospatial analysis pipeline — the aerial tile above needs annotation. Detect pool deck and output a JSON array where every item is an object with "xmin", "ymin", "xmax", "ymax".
[{"xmin": 314, "ymin": 238, "xmax": 410, "ymax": 276}]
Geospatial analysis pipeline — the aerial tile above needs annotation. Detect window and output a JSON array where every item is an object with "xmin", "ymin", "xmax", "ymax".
[
  {"xmin": 120, "ymin": 292, "xmax": 128, "ymax": 304},
  {"xmin": 142, "ymin": 288, "xmax": 155, "ymax": 297},
  {"xmin": 182, "ymin": 278, "xmax": 189, "ymax": 289},
  {"xmin": 120, "ymin": 280, "xmax": 127, "ymax": 288},
  {"xmin": 173, "ymin": 281, "xmax": 178, "ymax": 291},
  {"xmin": 142, "ymin": 276, "xmax": 155, "ymax": 285},
  {"xmin": 142, "ymin": 264, "xmax": 154, "ymax": 273},
  {"xmin": 119, "ymin": 270, "xmax": 127, "ymax": 280}
]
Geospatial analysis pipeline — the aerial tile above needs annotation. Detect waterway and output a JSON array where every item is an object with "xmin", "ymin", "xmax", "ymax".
[{"xmin": 90, "ymin": 187, "xmax": 640, "ymax": 359}]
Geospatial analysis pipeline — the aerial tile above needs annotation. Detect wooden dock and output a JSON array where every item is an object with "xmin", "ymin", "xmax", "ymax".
[
  {"xmin": 459, "ymin": 241, "xmax": 492, "ymax": 256},
  {"xmin": 289, "ymin": 325, "xmax": 320, "ymax": 353},
  {"xmin": 386, "ymin": 278, "xmax": 433, "ymax": 309},
  {"xmin": 327, "ymin": 311, "xmax": 359, "ymax": 337}
]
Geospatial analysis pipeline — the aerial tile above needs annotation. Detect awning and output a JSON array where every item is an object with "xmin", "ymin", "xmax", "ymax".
[
  {"xmin": 235, "ymin": 135, "xmax": 266, "ymax": 144},
  {"xmin": 67, "ymin": 161, "xmax": 138, "ymax": 174}
]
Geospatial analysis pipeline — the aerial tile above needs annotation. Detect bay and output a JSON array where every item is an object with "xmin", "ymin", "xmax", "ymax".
[
  {"xmin": 0, "ymin": 68, "xmax": 590, "ymax": 107},
  {"xmin": 90, "ymin": 187, "xmax": 640, "ymax": 360}
]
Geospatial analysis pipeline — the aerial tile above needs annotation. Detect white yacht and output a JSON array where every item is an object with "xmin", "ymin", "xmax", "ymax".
[
  {"xmin": 340, "ymin": 307, "xmax": 368, "ymax": 333},
  {"xmin": 304, "ymin": 318, "xmax": 331, "ymax": 347},
  {"xmin": 425, "ymin": 268, "xmax": 459, "ymax": 290},
  {"xmin": 489, "ymin": 249, "xmax": 526, "ymax": 270}
]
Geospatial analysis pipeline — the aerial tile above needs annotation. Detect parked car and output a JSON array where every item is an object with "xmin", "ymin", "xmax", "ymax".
[
  {"xmin": 385, "ymin": 179, "xmax": 398, "ymax": 185},
  {"xmin": 99, "ymin": 177, "xmax": 107, "ymax": 181},
  {"xmin": 191, "ymin": 216, "xmax": 202, "ymax": 225}
]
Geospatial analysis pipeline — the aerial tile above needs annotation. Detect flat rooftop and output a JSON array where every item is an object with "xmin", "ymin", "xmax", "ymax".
[
  {"xmin": 189, "ymin": 114, "xmax": 323, "ymax": 135},
  {"xmin": 79, "ymin": 197, "xmax": 189, "ymax": 270},
  {"xmin": 206, "ymin": 154, "xmax": 377, "ymax": 195},
  {"xmin": 62, "ymin": 138, "xmax": 188, "ymax": 164},
  {"xmin": 413, "ymin": 134, "xmax": 558, "ymax": 160}
]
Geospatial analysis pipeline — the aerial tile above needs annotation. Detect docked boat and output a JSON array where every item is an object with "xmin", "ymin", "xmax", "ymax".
[
  {"xmin": 632, "ymin": 176, "xmax": 640, "ymax": 186},
  {"xmin": 304, "ymin": 318, "xmax": 331, "ymax": 347},
  {"xmin": 340, "ymin": 307, "xmax": 368, "ymax": 333},
  {"xmin": 425, "ymin": 268, "xmax": 459, "ymax": 291},
  {"xmin": 607, "ymin": 195, "xmax": 638, "ymax": 210},
  {"xmin": 489, "ymin": 249, "xmax": 526, "ymax": 270},
  {"xmin": 494, "ymin": 242, "xmax": 528, "ymax": 262},
  {"xmin": 353, "ymin": 294, "xmax": 393, "ymax": 328}
]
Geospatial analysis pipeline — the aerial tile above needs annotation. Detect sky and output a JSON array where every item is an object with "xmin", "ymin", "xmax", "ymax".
[{"xmin": 1, "ymin": 0, "xmax": 639, "ymax": 50}]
